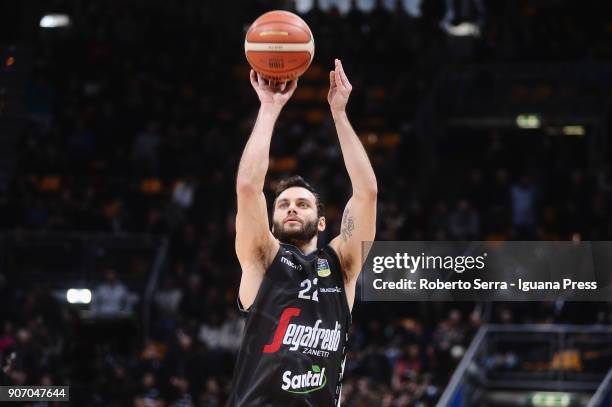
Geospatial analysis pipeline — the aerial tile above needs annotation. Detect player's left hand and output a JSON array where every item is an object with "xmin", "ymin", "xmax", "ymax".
[{"xmin": 328, "ymin": 59, "xmax": 352, "ymax": 115}]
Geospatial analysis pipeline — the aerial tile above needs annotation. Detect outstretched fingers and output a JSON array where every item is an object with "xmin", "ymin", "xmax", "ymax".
[
  {"xmin": 250, "ymin": 69, "xmax": 259, "ymax": 89},
  {"xmin": 330, "ymin": 70, "xmax": 336, "ymax": 86},
  {"xmin": 335, "ymin": 59, "xmax": 351, "ymax": 90},
  {"xmin": 334, "ymin": 65, "xmax": 344, "ymax": 91},
  {"xmin": 257, "ymin": 73, "xmax": 272, "ymax": 91},
  {"xmin": 283, "ymin": 78, "xmax": 298, "ymax": 95}
]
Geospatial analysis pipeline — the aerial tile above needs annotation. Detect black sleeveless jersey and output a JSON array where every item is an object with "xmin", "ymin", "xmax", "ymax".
[{"xmin": 227, "ymin": 243, "xmax": 351, "ymax": 407}]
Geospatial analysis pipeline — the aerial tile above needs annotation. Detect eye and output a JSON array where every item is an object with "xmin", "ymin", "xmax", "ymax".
[
  {"xmin": 299, "ymin": 202, "xmax": 308, "ymax": 208},
  {"xmin": 279, "ymin": 202, "xmax": 288, "ymax": 208}
]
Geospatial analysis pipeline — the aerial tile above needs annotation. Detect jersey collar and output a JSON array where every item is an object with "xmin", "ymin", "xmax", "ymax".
[{"xmin": 280, "ymin": 242, "xmax": 318, "ymax": 260}]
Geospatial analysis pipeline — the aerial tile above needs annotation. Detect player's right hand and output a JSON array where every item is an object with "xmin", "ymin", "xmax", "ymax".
[{"xmin": 250, "ymin": 70, "xmax": 298, "ymax": 109}]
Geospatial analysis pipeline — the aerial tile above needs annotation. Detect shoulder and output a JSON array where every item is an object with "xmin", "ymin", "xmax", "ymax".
[
  {"xmin": 321, "ymin": 244, "xmax": 341, "ymax": 267},
  {"xmin": 328, "ymin": 237, "xmax": 352, "ymax": 269},
  {"xmin": 238, "ymin": 238, "xmax": 280, "ymax": 271}
]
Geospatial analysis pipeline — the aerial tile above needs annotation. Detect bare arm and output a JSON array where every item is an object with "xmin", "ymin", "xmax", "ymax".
[
  {"xmin": 235, "ymin": 105, "xmax": 279, "ymax": 260},
  {"xmin": 327, "ymin": 60, "xmax": 378, "ymax": 283},
  {"xmin": 236, "ymin": 71, "xmax": 297, "ymax": 308}
]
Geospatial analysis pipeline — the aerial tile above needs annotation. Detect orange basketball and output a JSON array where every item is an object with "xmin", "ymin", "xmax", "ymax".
[{"xmin": 244, "ymin": 10, "xmax": 315, "ymax": 81}]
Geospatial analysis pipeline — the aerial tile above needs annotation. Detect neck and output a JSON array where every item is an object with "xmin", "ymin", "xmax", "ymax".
[{"xmin": 286, "ymin": 237, "xmax": 318, "ymax": 255}]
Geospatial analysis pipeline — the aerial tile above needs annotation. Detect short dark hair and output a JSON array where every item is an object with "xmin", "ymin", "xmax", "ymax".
[{"xmin": 273, "ymin": 175, "xmax": 325, "ymax": 217}]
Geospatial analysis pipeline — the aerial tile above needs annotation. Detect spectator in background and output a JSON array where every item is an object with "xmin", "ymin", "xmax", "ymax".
[
  {"xmin": 25, "ymin": 72, "xmax": 56, "ymax": 130},
  {"xmin": 198, "ymin": 309, "xmax": 244, "ymax": 352},
  {"xmin": 198, "ymin": 378, "xmax": 221, "ymax": 407},
  {"xmin": 67, "ymin": 119, "xmax": 97, "ymax": 165},
  {"xmin": 392, "ymin": 344, "xmax": 422, "ymax": 389},
  {"xmin": 433, "ymin": 309, "xmax": 466, "ymax": 354},
  {"xmin": 441, "ymin": 0, "xmax": 486, "ymax": 30},
  {"xmin": 134, "ymin": 371, "xmax": 164, "ymax": 407},
  {"xmin": 429, "ymin": 200, "xmax": 450, "ymax": 240},
  {"xmin": 155, "ymin": 276, "xmax": 183, "ymax": 317},
  {"xmin": 166, "ymin": 177, "xmax": 197, "ymax": 231},
  {"xmin": 154, "ymin": 276, "xmax": 183, "ymax": 340},
  {"xmin": 91, "ymin": 269, "xmax": 131, "ymax": 317},
  {"xmin": 132, "ymin": 121, "xmax": 162, "ymax": 176},
  {"xmin": 169, "ymin": 376, "xmax": 194, "ymax": 407},
  {"xmin": 0, "ymin": 321, "xmax": 15, "ymax": 357},
  {"xmin": 448, "ymin": 198, "xmax": 480, "ymax": 239},
  {"xmin": 6, "ymin": 328, "xmax": 38, "ymax": 386},
  {"xmin": 172, "ymin": 178, "xmax": 195, "ymax": 210},
  {"xmin": 179, "ymin": 273, "xmax": 204, "ymax": 323},
  {"xmin": 511, "ymin": 175, "xmax": 539, "ymax": 238}
]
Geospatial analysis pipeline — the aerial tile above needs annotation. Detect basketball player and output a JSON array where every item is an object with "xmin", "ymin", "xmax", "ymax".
[{"xmin": 228, "ymin": 59, "xmax": 377, "ymax": 406}]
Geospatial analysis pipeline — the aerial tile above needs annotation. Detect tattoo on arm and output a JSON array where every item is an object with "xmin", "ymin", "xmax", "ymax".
[{"xmin": 341, "ymin": 208, "xmax": 355, "ymax": 242}]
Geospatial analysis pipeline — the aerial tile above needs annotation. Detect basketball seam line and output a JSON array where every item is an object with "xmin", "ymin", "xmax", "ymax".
[{"xmin": 247, "ymin": 21, "xmax": 312, "ymax": 41}]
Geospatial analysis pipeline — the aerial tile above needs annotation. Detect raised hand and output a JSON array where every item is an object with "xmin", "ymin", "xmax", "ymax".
[
  {"xmin": 328, "ymin": 59, "xmax": 352, "ymax": 115},
  {"xmin": 249, "ymin": 70, "xmax": 298, "ymax": 109}
]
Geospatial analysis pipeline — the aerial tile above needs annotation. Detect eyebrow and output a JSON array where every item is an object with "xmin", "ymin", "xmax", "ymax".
[{"xmin": 276, "ymin": 198, "xmax": 312, "ymax": 205}]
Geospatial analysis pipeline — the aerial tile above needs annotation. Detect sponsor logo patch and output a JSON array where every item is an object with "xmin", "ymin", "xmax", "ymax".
[
  {"xmin": 319, "ymin": 286, "xmax": 342, "ymax": 293},
  {"xmin": 281, "ymin": 365, "xmax": 327, "ymax": 394},
  {"xmin": 316, "ymin": 258, "xmax": 331, "ymax": 277},
  {"xmin": 281, "ymin": 256, "xmax": 302, "ymax": 271}
]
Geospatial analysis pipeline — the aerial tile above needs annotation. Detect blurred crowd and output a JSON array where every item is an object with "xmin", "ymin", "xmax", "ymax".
[{"xmin": 1, "ymin": 0, "xmax": 612, "ymax": 405}]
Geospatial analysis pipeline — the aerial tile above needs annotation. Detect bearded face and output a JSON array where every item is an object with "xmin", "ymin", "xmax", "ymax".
[
  {"xmin": 272, "ymin": 216, "xmax": 319, "ymax": 244},
  {"xmin": 272, "ymin": 187, "xmax": 325, "ymax": 245}
]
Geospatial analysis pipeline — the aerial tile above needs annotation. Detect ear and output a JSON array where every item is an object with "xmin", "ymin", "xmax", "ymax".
[{"xmin": 317, "ymin": 216, "xmax": 326, "ymax": 232}]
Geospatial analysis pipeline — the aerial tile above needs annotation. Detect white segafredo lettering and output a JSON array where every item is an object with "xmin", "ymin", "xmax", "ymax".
[
  {"xmin": 281, "ymin": 365, "xmax": 327, "ymax": 393},
  {"xmin": 263, "ymin": 307, "xmax": 342, "ymax": 358},
  {"xmin": 283, "ymin": 320, "xmax": 341, "ymax": 352}
]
